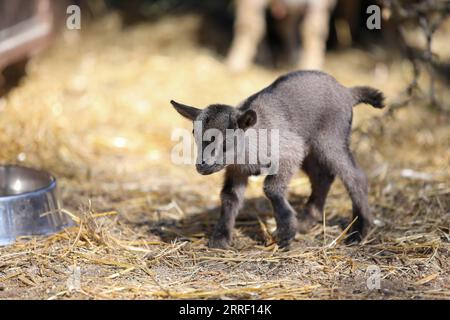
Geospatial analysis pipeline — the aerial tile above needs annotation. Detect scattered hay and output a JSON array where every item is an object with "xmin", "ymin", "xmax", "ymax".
[{"xmin": 0, "ymin": 13, "xmax": 449, "ymax": 299}]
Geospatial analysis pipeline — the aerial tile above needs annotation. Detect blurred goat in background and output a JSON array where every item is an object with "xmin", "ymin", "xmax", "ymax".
[{"xmin": 226, "ymin": 0, "xmax": 363, "ymax": 72}]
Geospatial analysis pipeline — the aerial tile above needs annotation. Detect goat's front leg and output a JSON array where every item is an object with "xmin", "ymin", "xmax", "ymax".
[
  {"xmin": 263, "ymin": 166, "xmax": 298, "ymax": 248},
  {"xmin": 209, "ymin": 168, "xmax": 248, "ymax": 249}
]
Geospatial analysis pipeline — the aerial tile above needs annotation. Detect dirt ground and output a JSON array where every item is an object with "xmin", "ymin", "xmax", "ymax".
[{"xmin": 0, "ymin": 13, "xmax": 449, "ymax": 299}]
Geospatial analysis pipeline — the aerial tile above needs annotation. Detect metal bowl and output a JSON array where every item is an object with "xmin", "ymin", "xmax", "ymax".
[{"xmin": 0, "ymin": 165, "xmax": 73, "ymax": 246}]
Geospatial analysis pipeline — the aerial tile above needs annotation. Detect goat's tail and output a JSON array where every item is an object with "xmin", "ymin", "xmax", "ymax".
[{"xmin": 350, "ymin": 86, "xmax": 385, "ymax": 108}]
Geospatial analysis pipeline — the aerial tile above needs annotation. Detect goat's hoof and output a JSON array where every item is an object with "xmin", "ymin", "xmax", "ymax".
[
  {"xmin": 345, "ymin": 219, "xmax": 373, "ymax": 244},
  {"xmin": 208, "ymin": 236, "xmax": 231, "ymax": 249},
  {"xmin": 273, "ymin": 227, "xmax": 296, "ymax": 249},
  {"xmin": 345, "ymin": 231, "xmax": 362, "ymax": 244},
  {"xmin": 276, "ymin": 239, "xmax": 292, "ymax": 250}
]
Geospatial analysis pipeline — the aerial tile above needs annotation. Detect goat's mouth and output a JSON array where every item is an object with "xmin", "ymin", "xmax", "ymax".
[{"xmin": 196, "ymin": 163, "xmax": 225, "ymax": 175}]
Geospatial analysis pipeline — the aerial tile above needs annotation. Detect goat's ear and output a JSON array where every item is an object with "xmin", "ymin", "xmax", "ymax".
[
  {"xmin": 237, "ymin": 109, "xmax": 257, "ymax": 129},
  {"xmin": 170, "ymin": 100, "xmax": 201, "ymax": 120}
]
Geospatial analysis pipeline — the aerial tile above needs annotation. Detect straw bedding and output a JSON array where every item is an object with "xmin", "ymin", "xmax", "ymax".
[{"xmin": 0, "ymin": 14, "xmax": 449, "ymax": 299}]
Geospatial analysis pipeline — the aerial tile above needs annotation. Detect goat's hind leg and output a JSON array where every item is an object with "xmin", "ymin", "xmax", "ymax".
[
  {"xmin": 318, "ymin": 145, "xmax": 374, "ymax": 242},
  {"xmin": 299, "ymin": 154, "xmax": 335, "ymax": 233}
]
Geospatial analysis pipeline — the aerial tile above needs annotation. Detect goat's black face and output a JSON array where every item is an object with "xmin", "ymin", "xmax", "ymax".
[{"xmin": 170, "ymin": 100, "xmax": 257, "ymax": 175}]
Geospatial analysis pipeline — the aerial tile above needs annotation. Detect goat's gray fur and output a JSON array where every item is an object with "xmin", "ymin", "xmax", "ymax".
[{"xmin": 171, "ymin": 70, "xmax": 385, "ymax": 249}]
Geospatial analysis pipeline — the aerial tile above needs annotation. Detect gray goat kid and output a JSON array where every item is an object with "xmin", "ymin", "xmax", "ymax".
[{"xmin": 171, "ymin": 70, "xmax": 385, "ymax": 249}]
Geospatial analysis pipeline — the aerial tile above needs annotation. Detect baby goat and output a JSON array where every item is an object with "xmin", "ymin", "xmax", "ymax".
[{"xmin": 171, "ymin": 70, "xmax": 384, "ymax": 249}]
